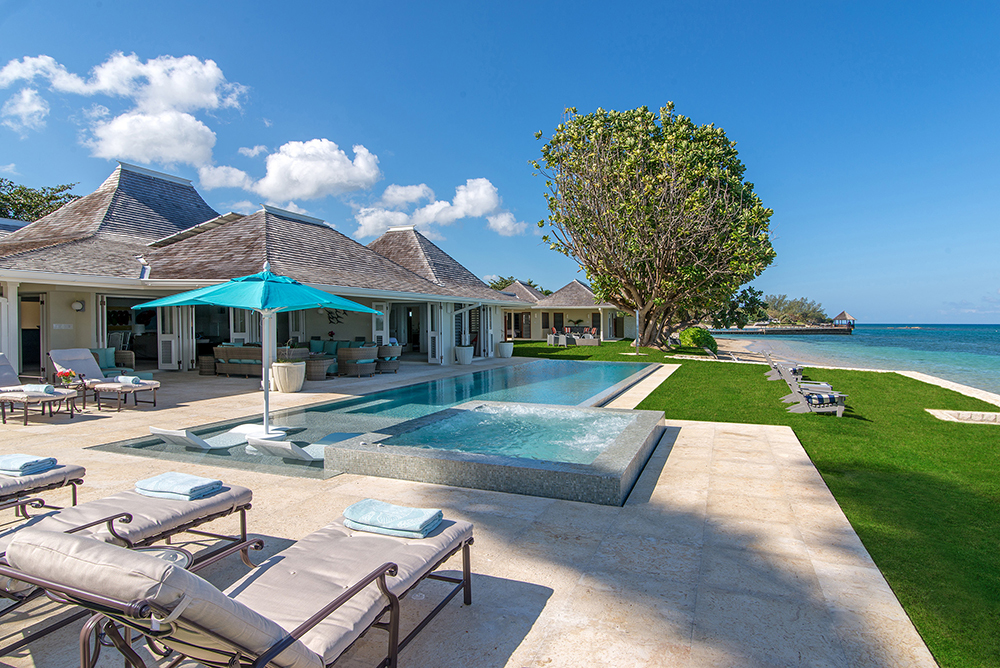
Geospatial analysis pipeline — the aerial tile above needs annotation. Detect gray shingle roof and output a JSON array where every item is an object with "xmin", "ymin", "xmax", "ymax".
[
  {"xmin": 0, "ymin": 164, "xmax": 219, "ymax": 277},
  {"xmin": 504, "ymin": 279, "xmax": 546, "ymax": 303},
  {"xmin": 146, "ymin": 208, "xmax": 456, "ymax": 296},
  {"xmin": 367, "ymin": 227, "xmax": 519, "ymax": 302},
  {"xmin": 534, "ymin": 279, "xmax": 615, "ymax": 309}
]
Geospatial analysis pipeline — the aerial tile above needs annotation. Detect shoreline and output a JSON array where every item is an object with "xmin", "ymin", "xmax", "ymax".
[{"xmin": 713, "ymin": 337, "xmax": 1000, "ymax": 408}]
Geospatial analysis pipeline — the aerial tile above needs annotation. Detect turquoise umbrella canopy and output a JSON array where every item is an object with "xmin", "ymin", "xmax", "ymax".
[
  {"xmin": 133, "ymin": 265, "xmax": 381, "ymax": 315},
  {"xmin": 133, "ymin": 263, "xmax": 381, "ymax": 436}
]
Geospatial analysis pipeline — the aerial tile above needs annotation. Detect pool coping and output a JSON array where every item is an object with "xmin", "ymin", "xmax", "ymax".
[{"xmin": 322, "ymin": 400, "xmax": 666, "ymax": 506}]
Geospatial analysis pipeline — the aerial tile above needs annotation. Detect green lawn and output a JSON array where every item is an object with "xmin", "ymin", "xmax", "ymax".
[{"xmin": 514, "ymin": 342, "xmax": 1000, "ymax": 668}]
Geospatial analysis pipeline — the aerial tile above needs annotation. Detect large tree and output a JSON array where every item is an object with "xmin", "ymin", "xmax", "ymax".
[
  {"xmin": 0, "ymin": 178, "xmax": 79, "ymax": 222},
  {"xmin": 532, "ymin": 105, "xmax": 775, "ymax": 346}
]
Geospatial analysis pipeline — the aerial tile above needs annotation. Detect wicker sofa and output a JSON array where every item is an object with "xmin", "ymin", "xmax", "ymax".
[
  {"xmin": 376, "ymin": 345, "xmax": 402, "ymax": 373},
  {"xmin": 213, "ymin": 346, "xmax": 308, "ymax": 377},
  {"xmin": 337, "ymin": 345, "xmax": 379, "ymax": 377}
]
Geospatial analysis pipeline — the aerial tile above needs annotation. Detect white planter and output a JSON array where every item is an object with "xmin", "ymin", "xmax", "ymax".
[
  {"xmin": 455, "ymin": 346, "xmax": 474, "ymax": 365},
  {"xmin": 271, "ymin": 361, "xmax": 306, "ymax": 393},
  {"xmin": 496, "ymin": 341, "xmax": 514, "ymax": 358}
]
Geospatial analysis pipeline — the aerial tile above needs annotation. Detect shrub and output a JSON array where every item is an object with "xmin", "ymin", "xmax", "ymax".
[{"xmin": 679, "ymin": 327, "xmax": 717, "ymax": 354}]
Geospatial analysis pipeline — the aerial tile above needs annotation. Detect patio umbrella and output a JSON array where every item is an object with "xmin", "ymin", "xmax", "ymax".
[{"xmin": 134, "ymin": 262, "xmax": 381, "ymax": 436}]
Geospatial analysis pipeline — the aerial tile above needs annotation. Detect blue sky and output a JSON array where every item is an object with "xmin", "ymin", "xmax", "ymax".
[{"xmin": 1, "ymin": 0, "xmax": 998, "ymax": 323}]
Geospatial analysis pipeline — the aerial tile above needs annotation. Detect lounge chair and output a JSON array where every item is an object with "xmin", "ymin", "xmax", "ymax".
[
  {"xmin": 0, "ymin": 461, "xmax": 85, "ymax": 509},
  {"xmin": 48, "ymin": 348, "xmax": 159, "ymax": 411},
  {"xmin": 1, "ymin": 511, "xmax": 473, "ymax": 668},
  {"xmin": 0, "ymin": 386, "xmax": 78, "ymax": 425},
  {"xmin": 0, "ymin": 478, "xmax": 258, "ymax": 655},
  {"xmin": 788, "ymin": 392, "xmax": 848, "ymax": 417},
  {"xmin": 0, "ymin": 353, "xmax": 44, "ymax": 389},
  {"xmin": 150, "ymin": 426, "xmax": 252, "ymax": 451},
  {"xmin": 246, "ymin": 436, "xmax": 326, "ymax": 461}
]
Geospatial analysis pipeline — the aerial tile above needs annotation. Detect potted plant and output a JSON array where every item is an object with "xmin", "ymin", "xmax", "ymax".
[{"xmin": 271, "ymin": 341, "xmax": 306, "ymax": 392}]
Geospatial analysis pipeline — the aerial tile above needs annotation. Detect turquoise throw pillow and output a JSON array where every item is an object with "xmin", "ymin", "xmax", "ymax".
[
  {"xmin": 356, "ymin": 359, "xmax": 375, "ymax": 364},
  {"xmin": 324, "ymin": 341, "xmax": 339, "ymax": 355},
  {"xmin": 309, "ymin": 340, "xmax": 324, "ymax": 353}
]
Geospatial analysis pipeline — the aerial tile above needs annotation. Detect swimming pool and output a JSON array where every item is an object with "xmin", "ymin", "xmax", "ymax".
[{"xmin": 91, "ymin": 359, "xmax": 663, "ymax": 498}]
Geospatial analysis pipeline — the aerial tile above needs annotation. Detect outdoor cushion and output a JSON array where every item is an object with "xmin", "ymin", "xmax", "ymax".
[
  {"xmin": 0, "ymin": 485, "xmax": 252, "ymax": 553},
  {"xmin": 805, "ymin": 393, "xmax": 841, "ymax": 406},
  {"xmin": 227, "ymin": 516, "xmax": 473, "ymax": 664},
  {"xmin": 323, "ymin": 341, "xmax": 339, "ymax": 355},
  {"xmin": 309, "ymin": 340, "xmax": 324, "ymax": 354},
  {"xmin": 5, "ymin": 529, "xmax": 322, "ymax": 668},
  {"xmin": 90, "ymin": 348, "xmax": 116, "ymax": 369},
  {"xmin": 355, "ymin": 359, "xmax": 375, "ymax": 365},
  {"xmin": 0, "ymin": 464, "xmax": 85, "ymax": 498}
]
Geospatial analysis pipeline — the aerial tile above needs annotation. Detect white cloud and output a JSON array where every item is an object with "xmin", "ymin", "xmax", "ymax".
[
  {"xmin": 276, "ymin": 201, "xmax": 309, "ymax": 215},
  {"xmin": 1, "ymin": 88, "xmax": 49, "ymax": 132},
  {"xmin": 263, "ymin": 118, "xmax": 272, "ymax": 127},
  {"xmin": 198, "ymin": 164, "xmax": 253, "ymax": 190},
  {"xmin": 0, "ymin": 53, "xmax": 244, "ymax": 166},
  {"xmin": 222, "ymin": 200, "xmax": 257, "ymax": 215},
  {"xmin": 0, "ymin": 53, "xmax": 245, "ymax": 113},
  {"xmin": 0, "ymin": 163, "xmax": 16, "ymax": 174},
  {"xmin": 483, "ymin": 274, "xmax": 501, "ymax": 283},
  {"xmin": 354, "ymin": 207, "xmax": 411, "ymax": 238},
  {"xmin": 238, "ymin": 144, "xmax": 268, "ymax": 158},
  {"xmin": 86, "ymin": 110, "xmax": 215, "ymax": 166},
  {"xmin": 487, "ymin": 211, "xmax": 528, "ymax": 236},
  {"xmin": 380, "ymin": 183, "xmax": 434, "ymax": 209},
  {"xmin": 253, "ymin": 139, "xmax": 381, "ymax": 201},
  {"xmin": 352, "ymin": 177, "xmax": 524, "ymax": 239}
]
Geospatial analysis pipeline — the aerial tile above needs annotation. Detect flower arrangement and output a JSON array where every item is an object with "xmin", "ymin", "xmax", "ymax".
[
  {"xmin": 328, "ymin": 330, "xmax": 335, "ymax": 338},
  {"xmin": 55, "ymin": 369, "xmax": 76, "ymax": 384}
]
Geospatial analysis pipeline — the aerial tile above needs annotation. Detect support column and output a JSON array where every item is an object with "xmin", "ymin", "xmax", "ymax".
[{"xmin": 1, "ymin": 282, "xmax": 19, "ymax": 371}]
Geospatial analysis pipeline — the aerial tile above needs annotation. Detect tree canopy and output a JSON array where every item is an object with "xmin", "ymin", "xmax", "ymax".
[
  {"xmin": 0, "ymin": 178, "xmax": 79, "ymax": 222},
  {"xmin": 765, "ymin": 294, "xmax": 830, "ymax": 325},
  {"xmin": 532, "ymin": 105, "xmax": 775, "ymax": 346}
]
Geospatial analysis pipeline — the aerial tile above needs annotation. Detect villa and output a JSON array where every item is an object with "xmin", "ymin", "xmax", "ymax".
[
  {"xmin": 500, "ymin": 278, "xmax": 636, "ymax": 341},
  {"xmin": 0, "ymin": 162, "xmax": 525, "ymax": 376}
]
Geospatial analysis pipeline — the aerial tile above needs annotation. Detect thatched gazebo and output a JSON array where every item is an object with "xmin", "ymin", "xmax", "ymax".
[{"xmin": 832, "ymin": 311, "xmax": 856, "ymax": 329}]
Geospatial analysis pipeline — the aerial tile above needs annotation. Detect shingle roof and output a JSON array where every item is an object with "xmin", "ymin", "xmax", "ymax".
[
  {"xmin": 503, "ymin": 279, "xmax": 546, "ymax": 303},
  {"xmin": 0, "ymin": 163, "xmax": 219, "ymax": 277},
  {"xmin": 367, "ymin": 227, "xmax": 519, "ymax": 302},
  {"xmin": 534, "ymin": 279, "xmax": 615, "ymax": 309},
  {"xmin": 146, "ymin": 207, "xmax": 457, "ymax": 296}
]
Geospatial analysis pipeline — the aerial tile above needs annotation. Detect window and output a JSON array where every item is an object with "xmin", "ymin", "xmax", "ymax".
[
  {"xmin": 592, "ymin": 312, "xmax": 601, "ymax": 330},
  {"xmin": 542, "ymin": 312, "xmax": 549, "ymax": 330},
  {"xmin": 553, "ymin": 313, "xmax": 564, "ymax": 330}
]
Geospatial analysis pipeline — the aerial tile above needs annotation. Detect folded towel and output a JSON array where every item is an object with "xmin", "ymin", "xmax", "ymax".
[
  {"xmin": 344, "ymin": 517, "xmax": 440, "ymax": 539},
  {"xmin": 19, "ymin": 384, "xmax": 55, "ymax": 395},
  {"xmin": 0, "ymin": 454, "xmax": 57, "ymax": 477},
  {"xmin": 135, "ymin": 472, "xmax": 222, "ymax": 500},
  {"xmin": 343, "ymin": 498, "xmax": 443, "ymax": 535},
  {"xmin": 115, "ymin": 375, "xmax": 143, "ymax": 385}
]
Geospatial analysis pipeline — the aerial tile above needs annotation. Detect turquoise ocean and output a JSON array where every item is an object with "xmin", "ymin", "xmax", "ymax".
[{"xmin": 718, "ymin": 324, "xmax": 1000, "ymax": 395}]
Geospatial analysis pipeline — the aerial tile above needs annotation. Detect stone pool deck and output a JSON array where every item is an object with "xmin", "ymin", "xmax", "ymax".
[{"xmin": 0, "ymin": 359, "xmax": 936, "ymax": 667}]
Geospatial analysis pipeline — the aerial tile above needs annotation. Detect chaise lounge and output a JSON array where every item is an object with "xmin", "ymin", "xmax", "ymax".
[
  {"xmin": 48, "ymin": 348, "xmax": 160, "ymax": 411},
  {"xmin": 1, "ymin": 510, "xmax": 473, "ymax": 668}
]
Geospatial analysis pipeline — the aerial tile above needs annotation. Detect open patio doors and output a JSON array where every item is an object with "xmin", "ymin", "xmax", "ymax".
[
  {"xmin": 157, "ymin": 305, "xmax": 197, "ymax": 370},
  {"xmin": 426, "ymin": 302, "xmax": 443, "ymax": 364}
]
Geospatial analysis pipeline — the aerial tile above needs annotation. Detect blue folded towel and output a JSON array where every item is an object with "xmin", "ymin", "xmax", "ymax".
[
  {"xmin": 344, "ymin": 518, "xmax": 440, "ymax": 539},
  {"xmin": 343, "ymin": 498, "xmax": 443, "ymax": 538},
  {"xmin": 20, "ymin": 384, "xmax": 55, "ymax": 395},
  {"xmin": 0, "ymin": 454, "xmax": 57, "ymax": 477},
  {"xmin": 134, "ymin": 472, "xmax": 222, "ymax": 500},
  {"xmin": 115, "ymin": 375, "xmax": 143, "ymax": 385}
]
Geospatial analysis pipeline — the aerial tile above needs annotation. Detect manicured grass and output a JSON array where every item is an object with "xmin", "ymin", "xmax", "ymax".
[
  {"xmin": 513, "ymin": 343, "xmax": 1000, "ymax": 668},
  {"xmin": 510, "ymin": 339, "xmax": 708, "ymax": 361}
]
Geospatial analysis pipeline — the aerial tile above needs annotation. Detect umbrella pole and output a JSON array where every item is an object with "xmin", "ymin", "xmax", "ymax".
[{"xmin": 262, "ymin": 311, "xmax": 271, "ymax": 435}]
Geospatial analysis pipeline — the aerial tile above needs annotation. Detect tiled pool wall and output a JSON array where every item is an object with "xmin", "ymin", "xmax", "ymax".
[{"xmin": 322, "ymin": 401, "xmax": 666, "ymax": 506}]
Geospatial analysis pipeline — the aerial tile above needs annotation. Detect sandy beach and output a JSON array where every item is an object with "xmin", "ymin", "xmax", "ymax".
[{"xmin": 714, "ymin": 336, "xmax": 839, "ymax": 367}]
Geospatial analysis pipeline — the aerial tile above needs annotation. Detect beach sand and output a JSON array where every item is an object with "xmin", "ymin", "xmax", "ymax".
[{"xmin": 714, "ymin": 336, "xmax": 834, "ymax": 366}]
